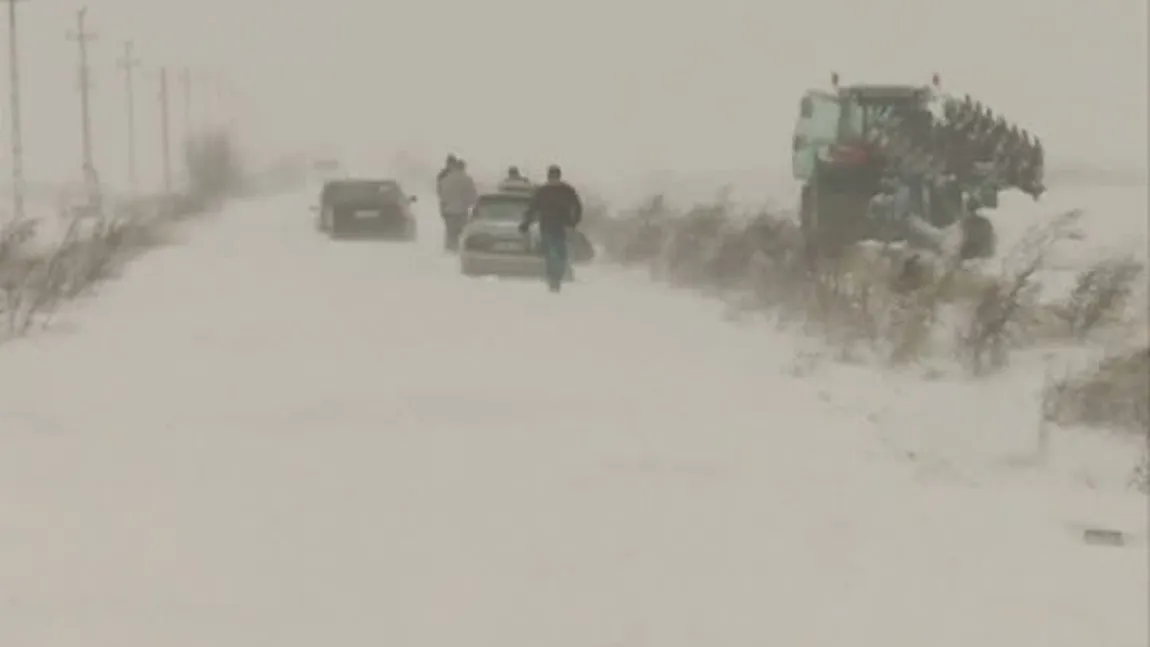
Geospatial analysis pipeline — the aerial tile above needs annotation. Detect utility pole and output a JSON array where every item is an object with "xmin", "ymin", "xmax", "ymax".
[
  {"xmin": 158, "ymin": 66, "xmax": 171, "ymax": 194},
  {"xmin": 116, "ymin": 40, "xmax": 139, "ymax": 194},
  {"xmin": 213, "ymin": 77, "xmax": 232, "ymax": 130},
  {"xmin": 201, "ymin": 71, "xmax": 217, "ymax": 128},
  {"xmin": 3, "ymin": 0, "xmax": 27, "ymax": 221},
  {"xmin": 67, "ymin": 6, "xmax": 99, "ymax": 213},
  {"xmin": 178, "ymin": 66, "xmax": 192, "ymax": 141}
]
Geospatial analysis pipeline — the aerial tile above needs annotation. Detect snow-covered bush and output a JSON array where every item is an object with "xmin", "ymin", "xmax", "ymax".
[{"xmin": 0, "ymin": 129, "xmax": 247, "ymax": 344}]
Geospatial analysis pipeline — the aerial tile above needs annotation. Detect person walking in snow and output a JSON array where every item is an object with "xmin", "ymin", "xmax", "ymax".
[
  {"xmin": 519, "ymin": 164, "xmax": 582, "ymax": 292},
  {"xmin": 435, "ymin": 154, "xmax": 459, "ymax": 239},
  {"xmin": 437, "ymin": 154, "xmax": 458, "ymax": 184},
  {"xmin": 437, "ymin": 158, "xmax": 478, "ymax": 251}
]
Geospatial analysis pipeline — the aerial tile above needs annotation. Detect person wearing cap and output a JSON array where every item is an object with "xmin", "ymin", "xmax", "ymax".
[
  {"xmin": 519, "ymin": 164, "xmax": 582, "ymax": 292},
  {"xmin": 498, "ymin": 166, "xmax": 534, "ymax": 194}
]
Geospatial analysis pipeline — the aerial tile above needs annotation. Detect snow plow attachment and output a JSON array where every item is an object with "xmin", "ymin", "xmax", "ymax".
[{"xmin": 865, "ymin": 87, "xmax": 1046, "ymax": 201}]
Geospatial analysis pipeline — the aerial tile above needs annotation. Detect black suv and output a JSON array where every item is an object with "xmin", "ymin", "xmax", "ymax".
[{"xmin": 314, "ymin": 179, "xmax": 418, "ymax": 240}]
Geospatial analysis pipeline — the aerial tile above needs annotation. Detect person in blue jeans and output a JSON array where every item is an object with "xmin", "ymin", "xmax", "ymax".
[{"xmin": 519, "ymin": 164, "xmax": 582, "ymax": 292}]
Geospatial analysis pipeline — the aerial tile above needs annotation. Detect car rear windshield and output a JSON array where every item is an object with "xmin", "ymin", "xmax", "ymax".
[
  {"xmin": 325, "ymin": 181, "xmax": 402, "ymax": 204},
  {"xmin": 472, "ymin": 196, "xmax": 530, "ymax": 221}
]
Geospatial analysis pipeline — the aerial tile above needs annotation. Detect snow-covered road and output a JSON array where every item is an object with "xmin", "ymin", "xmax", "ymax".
[{"xmin": 1, "ymin": 192, "xmax": 1145, "ymax": 646}]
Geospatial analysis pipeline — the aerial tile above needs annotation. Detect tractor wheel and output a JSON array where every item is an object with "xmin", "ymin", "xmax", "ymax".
[
  {"xmin": 802, "ymin": 181, "xmax": 870, "ymax": 261},
  {"xmin": 958, "ymin": 213, "xmax": 996, "ymax": 260}
]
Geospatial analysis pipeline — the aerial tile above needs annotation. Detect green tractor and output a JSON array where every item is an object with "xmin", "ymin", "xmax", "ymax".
[{"xmin": 792, "ymin": 73, "xmax": 1045, "ymax": 260}]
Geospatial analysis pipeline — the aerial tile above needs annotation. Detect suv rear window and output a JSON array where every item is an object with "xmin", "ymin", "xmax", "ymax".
[
  {"xmin": 472, "ymin": 195, "xmax": 530, "ymax": 222},
  {"xmin": 324, "ymin": 180, "xmax": 402, "ymax": 204}
]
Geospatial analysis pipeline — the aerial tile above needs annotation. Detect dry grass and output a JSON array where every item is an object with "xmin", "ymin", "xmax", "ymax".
[
  {"xmin": 1042, "ymin": 347, "xmax": 1149, "ymax": 436},
  {"xmin": 588, "ymin": 192, "xmax": 1148, "ymax": 488},
  {"xmin": 1041, "ymin": 346, "xmax": 1150, "ymax": 493},
  {"xmin": 0, "ymin": 128, "xmax": 246, "ymax": 345},
  {"xmin": 955, "ymin": 212, "xmax": 1081, "ymax": 374},
  {"xmin": 0, "ymin": 208, "xmax": 180, "ymax": 341},
  {"xmin": 1056, "ymin": 255, "xmax": 1144, "ymax": 340},
  {"xmin": 587, "ymin": 194, "xmax": 1140, "ymax": 373}
]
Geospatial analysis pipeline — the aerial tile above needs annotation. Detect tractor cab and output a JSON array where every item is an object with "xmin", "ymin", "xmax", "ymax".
[
  {"xmin": 836, "ymin": 84, "xmax": 938, "ymax": 138},
  {"xmin": 792, "ymin": 74, "xmax": 944, "ymax": 183},
  {"xmin": 791, "ymin": 72, "xmax": 1044, "ymax": 260}
]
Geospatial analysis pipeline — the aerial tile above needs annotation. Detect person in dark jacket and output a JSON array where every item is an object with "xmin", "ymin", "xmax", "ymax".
[{"xmin": 519, "ymin": 164, "xmax": 582, "ymax": 292}]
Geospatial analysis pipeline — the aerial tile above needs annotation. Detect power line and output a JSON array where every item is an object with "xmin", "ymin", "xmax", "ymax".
[{"xmin": 178, "ymin": 66, "xmax": 192, "ymax": 141}]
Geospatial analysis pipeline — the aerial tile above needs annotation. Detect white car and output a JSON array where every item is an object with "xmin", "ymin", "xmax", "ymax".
[
  {"xmin": 459, "ymin": 191, "xmax": 596, "ymax": 278},
  {"xmin": 459, "ymin": 191, "xmax": 550, "ymax": 277}
]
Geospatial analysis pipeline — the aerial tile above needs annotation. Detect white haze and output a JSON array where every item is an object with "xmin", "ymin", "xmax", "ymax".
[
  {"xmin": 8, "ymin": 0, "xmax": 1147, "ymax": 193},
  {"xmin": 1, "ymin": 2, "xmax": 1148, "ymax": 644}
]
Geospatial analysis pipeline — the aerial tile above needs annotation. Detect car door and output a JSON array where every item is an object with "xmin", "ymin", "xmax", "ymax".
[{"xmin": 791, "ymin": 90, "xmax": 841, "ymax": 181}]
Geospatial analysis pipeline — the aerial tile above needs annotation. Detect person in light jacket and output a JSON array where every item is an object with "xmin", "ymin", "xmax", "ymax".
[
  {"xmin": 436, "ymin": 154, "xmax": 458, "ymax": 184},
  {"xmin": 437, "ymin": 159, "xmax": 478, "ymax": 251}
]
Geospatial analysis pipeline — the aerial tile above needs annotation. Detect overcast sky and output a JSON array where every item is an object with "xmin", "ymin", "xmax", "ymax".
[{"xmin": 6, "ymin": 0, "xmax": 1146, "ymax": 193}]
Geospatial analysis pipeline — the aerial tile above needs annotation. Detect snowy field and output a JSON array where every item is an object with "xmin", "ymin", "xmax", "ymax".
[
  {"xmin": 982, "ymin": 183, "xmax": 1148, "ymax": 294},
  {"xmin": 0, "ymin": 185, "xmax": 1146, "ymax": 645}
]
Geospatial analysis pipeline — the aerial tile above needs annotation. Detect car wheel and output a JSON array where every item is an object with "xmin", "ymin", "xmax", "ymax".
[
  {"xmin": 461, "ymin": 258, "xmax": 482, "ymax": 276},
  {"xmin": 328, "ymin": 212, "xmax": 349, "ymax": 239}
]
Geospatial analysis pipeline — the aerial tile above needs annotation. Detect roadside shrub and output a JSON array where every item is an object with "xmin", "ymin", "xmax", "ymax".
[
  {"xmin": 1043, "ymin": 346, "xmax": 1149, "ymax": 436},
  {"xmin": 587, "ymin": 193, "xmax": 1130, "ymax": 373},
  {"xmin": 0, "ymin": 128, "xmax": 245, "ymax": 344}
]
